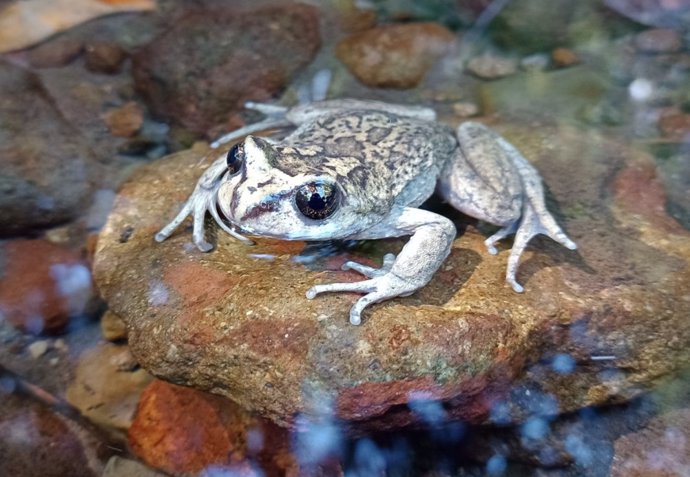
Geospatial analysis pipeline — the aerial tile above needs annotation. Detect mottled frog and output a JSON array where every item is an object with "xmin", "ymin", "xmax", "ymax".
[{"xmin": 156, "ymin": 99, "xmax": 577, "ymax": 325}]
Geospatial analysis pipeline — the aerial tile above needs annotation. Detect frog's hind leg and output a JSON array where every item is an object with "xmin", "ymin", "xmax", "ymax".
[
  {"xmin": 488, "ymin": 131, "xmax": 577, "ymax": 292},
  {"xmin": 441, "ymin": 122, "xmax": 576, "ymax": 293}
]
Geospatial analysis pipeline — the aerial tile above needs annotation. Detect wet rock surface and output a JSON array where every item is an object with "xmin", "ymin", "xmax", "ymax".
[
  {"xmin": 336, "ymin": 22, "xmax": 455, "ymax": 88},
  {"xmin": 128, "ymin": 379, "xmax": 296, "ymax": 476},
  {"xmin": 132, "ymin": 3, "xmax": 321, "ymax": 136},
  {"xmin": 0, "ymin": 61, "xmax": 98, "ymax": 234},
  {"xmin": 611, "ymin": 408, "xmax": 690, "ymax": 476},
  {"xmin": 0, "ymin": 393, "xmax": 106, "ymax": 477},
  {"xmin": 66, "ymin": 342, "xmax": 153, "ymax": 435},
  {"xmin": 94, "ymin": 121, "xmax": 690, "ymax": 431}
]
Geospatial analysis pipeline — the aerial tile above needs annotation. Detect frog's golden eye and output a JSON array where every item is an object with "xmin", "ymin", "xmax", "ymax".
[
  {"xmin": 226, "ymin": 143, "xmax": 244, "ymax": 175},
  {"xmin": 295, "ymin": 181, "xmax": 339, "ymax": 220}
]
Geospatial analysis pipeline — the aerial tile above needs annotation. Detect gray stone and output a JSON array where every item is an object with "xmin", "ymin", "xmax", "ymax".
[{"xmin": 0, "ymin": 61, "xmax": 97, "ymax": 234}]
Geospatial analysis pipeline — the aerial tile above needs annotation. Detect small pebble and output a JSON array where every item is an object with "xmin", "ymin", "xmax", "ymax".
[
  {"xmin": 103, "ymin": 102, "xmax": 144, "ymax": 137},
  {"xmin": 85, "ymin": 42, "xmax": 127, "ymax": 74},
  {"xmin": 28, "ymin": 340, "xmax": 50, "ymax": 359},
  {"xmin": 452, "ymin": 102, "xmax": 480, "ymax": 118},
  {"xmin": 466, "ymin": 54, "xmax": 517, "ymax": 80},
  {"xmin": 53, "ymin": 338, "xmax": 68, "ymax": 352},
  {"xmin": 658, "ymin": 108, "xmax": 690, "ymax": 140},
  {"xmin": 101, "ymin": 310, "xmax": 128, "ymax": 342},
  {"xmin": 551, "ymin": 47, "xmax": 580, "ymax": 68},
  {"xmin": 635, "ymin": 28, "xmax": 683, "ymax": 54},
  {"xmin": 520, "ymin": 53, "xmax": 550, "ymax": 71}
]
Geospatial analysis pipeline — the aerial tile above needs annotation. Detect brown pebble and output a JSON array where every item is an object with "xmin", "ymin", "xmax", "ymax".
[
  {"xmin": 28, "ymin": 38, "xmax": 84, "ymax": 68},
  {"xmin": 635, "ymin": 28, "xmax": 683, "ymax": 54},
  {"xmin": 336, "ymin": 23, "xmax": 455, "ymax": 88},
  {"xmin": 452, "ymin": 102, "xmax": 480, "ymax": 117},
  {"xmin": 551, "ymin": 47, "xmax": 580, "ymax": 68},
  {"xmin": 103, "ymin": 102, "xmax": 144, "ymax": 137},
  {"xmin": 101, "ymin": 310, "xmax": 128, "ymax": 341},
  {"xmin": 466, "ymin": 54, "xmax": 518, "ymax": 80},
  {"xmin": 658, "ymin": 108, "xmax": 690, "ymax": 140},
  {"xmin": 85, "ymin": 42, "xmax": 126, "ymax": 74}
]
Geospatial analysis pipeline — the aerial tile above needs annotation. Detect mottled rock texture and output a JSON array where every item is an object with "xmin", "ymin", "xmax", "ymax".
[
  {"xmin": 94, "ymin": 121, "xmax": 690, "ymax": 431},
  {"xmin": 132, "ymin": 3, "xmax": 320, "ymax": 136}
]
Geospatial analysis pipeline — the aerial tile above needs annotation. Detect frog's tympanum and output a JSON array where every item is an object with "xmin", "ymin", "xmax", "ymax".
[{"xmin": 156, "ymin": 99, "xmax": 577, "ymax": 325}]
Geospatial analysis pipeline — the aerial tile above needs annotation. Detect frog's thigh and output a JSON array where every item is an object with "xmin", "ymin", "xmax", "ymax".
[
  {"xmin": 286, "ymin": 99, "xmax": 436, "ymax": 124},
  {"xmin": 437, "ymin": 122, "xmax": 523, "ymax": 226}
]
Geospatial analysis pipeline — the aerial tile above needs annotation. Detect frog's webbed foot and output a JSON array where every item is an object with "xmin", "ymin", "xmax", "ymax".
[
  {"xmin": 341, "ymin": 253, "xmax": 396, "ymax": 278},
  {"xmin": 496, "ymin": 203, "xmax": 576, "ymax": 293},
  {"xmin": 306, "ymin": 208, "xmax": 456, "ymax": 325},
  {"xmin": 306, "ymin": 270, "xmax": 419, "ymax": 326},
  {"xmin": 155, "ymin": 157, "xmax": 252, "ymax": 251}
]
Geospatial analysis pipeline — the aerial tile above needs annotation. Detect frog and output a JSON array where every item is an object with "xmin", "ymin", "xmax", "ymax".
[{"xmin": 155, "ymin": 95, "xmax": 577, "ymax": 325}]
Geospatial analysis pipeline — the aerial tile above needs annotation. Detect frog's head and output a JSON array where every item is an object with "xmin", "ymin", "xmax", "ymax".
[{"xmin": 216, "ymin": 136, "xmax": 355, "ymax": 240}]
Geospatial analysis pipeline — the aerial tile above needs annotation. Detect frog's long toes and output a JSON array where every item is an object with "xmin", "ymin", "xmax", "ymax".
[
  {"xmin": 485, "ymin": 240, "xmax": 498, "ymax": 255},
  {"xmin": 507, "ymin": 276, "xmax": 525, "ymax": 293}
]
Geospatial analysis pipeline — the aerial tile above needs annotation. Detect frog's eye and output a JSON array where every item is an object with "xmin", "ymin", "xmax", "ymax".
[
  {"xmin": 295, "ymin": 181, "xmax": 339, "ymax": 220},
  {"xmin": 226, "ymin": 143, "xmax": 244, "ymax": 175}
]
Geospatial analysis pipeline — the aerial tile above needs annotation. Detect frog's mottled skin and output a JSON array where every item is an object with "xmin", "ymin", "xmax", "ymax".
[{"xmin": 156, "ymin": 99, "xmax": 576, "ymax": 325}]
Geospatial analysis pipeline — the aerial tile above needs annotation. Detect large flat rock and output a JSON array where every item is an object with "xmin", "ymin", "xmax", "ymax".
[{"xmin": 93, "ymin": 121, "xmax": 690, "ymax": 430}]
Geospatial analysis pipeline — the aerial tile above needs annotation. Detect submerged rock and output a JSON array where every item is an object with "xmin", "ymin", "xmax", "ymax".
[
  {"xmin": 132, "ymin": 3, "xmax": 320, "ymax": 137},
  {"xmin": 66, "ymin": 342, "xmax": 153, "ymax": 435},
  {"xmin": 611, "ymin": 408, "xmax": 690, "ymax": 476},
  {"xmin": 128, "ymin": 380, "xmax": 296, "ymax": 476},
  {"xmin": 0, "ymin": 393, "xmax": 106, "ymax": 477},
  {"xmin": 0, "ymin": 62, "xmax": 97, "ymax": 234},
  {"xmin": 336, "ymin": 23, "xmax": 455, "ymax": 88},
  {"xmin": 0, "ymin": 239, "xmax": 94, "ymax": 334},
  {"xmin": 93, "ymin": 122, "xmax": 690, "ymax": 431}
]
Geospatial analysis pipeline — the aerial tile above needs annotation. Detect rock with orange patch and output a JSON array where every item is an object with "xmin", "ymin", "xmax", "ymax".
[
  {"xmin": 93, "ymin": 123, "xmax": 690, "ymax": 431},
  {"xmin": 128, "ymin": 380, "xmax": 296, "ymax": 476},
  {"xmin": 0, "ymin": 239, "xmax": 95, "ymax": 334}
]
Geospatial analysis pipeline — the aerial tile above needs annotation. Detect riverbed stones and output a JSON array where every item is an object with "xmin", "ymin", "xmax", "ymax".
[
  {"xmin": 93, "ymin": 121, "xmax": 690, "ymax": 431},
  {"xmin": 131, "ymin": 3, "xmax": 320, "ymax": 137}
]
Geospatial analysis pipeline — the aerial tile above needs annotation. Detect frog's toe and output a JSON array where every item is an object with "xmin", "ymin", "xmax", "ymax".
[
  {"xmin": 341, "ymin": 253, "xmax": 396, "ymax": 278},
  {"xmin": 307, "ymin": 271, "xmax": 421, "ymax": 325},
  {"xmin": 306, "ymin": 279, "xmax": 376, "ymax": 300}
]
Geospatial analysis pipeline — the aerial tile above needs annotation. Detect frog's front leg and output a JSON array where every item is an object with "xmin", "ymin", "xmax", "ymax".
[
  {"xmin": 155, "ymin": 155, "xmax": 252, "ymax": 251},
  {"xmin": 438, "ymin": 122, "xmax": 576, "ymax": 293},
  {"xmin": 306, "ymin": 208, "xmax": 456, "ymax": 325}
]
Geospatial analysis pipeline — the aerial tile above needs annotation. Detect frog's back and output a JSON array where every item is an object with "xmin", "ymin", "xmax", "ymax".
[{"xmin": 273, "ymin": 110, "xmax": 457, "ymax": 211}]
